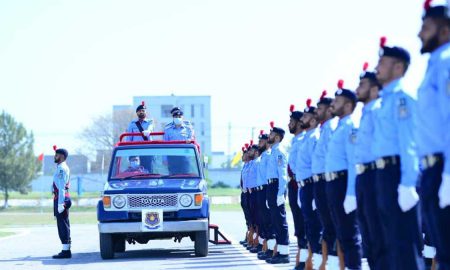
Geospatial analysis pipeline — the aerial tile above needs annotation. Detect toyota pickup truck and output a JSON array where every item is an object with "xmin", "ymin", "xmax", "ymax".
[{"xmin": 97, "ymin": 132, "xmax": 209, "ymax": 259}]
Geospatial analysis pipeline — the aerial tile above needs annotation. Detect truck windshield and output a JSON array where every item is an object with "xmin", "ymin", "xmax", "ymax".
[{"xmin": 110, "ymin": 147, "xmax": 201, "ymax": 180}]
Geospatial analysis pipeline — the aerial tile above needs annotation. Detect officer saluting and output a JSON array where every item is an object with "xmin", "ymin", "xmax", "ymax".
[
  {"xmin": 52, "ymin": 146, "xmax": 72, "ymax": 259},
  {"xmin": 163, "ymin": 107, "xmax": 195, "ymax": 142},
  {"xmin": 126, "ymin": 101, "xmax": 154, "ymax": 141},
  {"xmin": 265, "ymin": 122, "xmax": 290, "ymax": 264}
]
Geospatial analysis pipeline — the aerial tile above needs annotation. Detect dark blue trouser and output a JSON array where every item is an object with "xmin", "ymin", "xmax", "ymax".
[
  {"xmin": 288, "ymin": 179, "xmax": 307, "ymax": 248},
  {"xmin": 241, "ymin": 192, "xmax": 250, "ymax": 228},
  {"xmin": 420, "ymin": 158, "xmax": 450, "ymax": 270},
  {"xmin": 356, "ymin": 169, "xmax": 389, "ymax": 270},
  {"xmin": 256, "ymin": 185, "xmax": 271, "ymax": 240},
  {"xmin": 325, "ymin": 174, "xmax": 362, "ymax": 270},
  {"xmin": 375, "ymin": 163, "xmax": 424, "ymax": 270},
  {"xmin": 249, "ymin": 190, "xmax": 258, "ymax": 229},
  {"xmin": 54, "ymin": 198, "xmax": 71, "ymax": 245},
  {"xmin": 313, "ymin": 178, "xmax": 337, "ymax": 255},
  {"xmin": 267, "ymin": 180, "xmax": 289, "ymax": 246},
  {"xmin": 299, "ymin": 182, "xmax": 322, "ymax": 253}
]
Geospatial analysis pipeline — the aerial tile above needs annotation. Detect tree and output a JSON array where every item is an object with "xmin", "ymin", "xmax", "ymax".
[
  {"xmin": 0, "ymin": 111, "xmax": 41, "ymax": 208},
  {"xmin": 77, "ymin": 109, "xmax": 135, "ymax": 173}
]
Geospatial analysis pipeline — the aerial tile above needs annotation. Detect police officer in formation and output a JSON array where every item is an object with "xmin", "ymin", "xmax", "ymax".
[
  {"xmin": 52, "ymin": 146, "xmax": 72, "ymax": 259},
  {"xmin": 237, "ymin": 2, "xmax": 450, "ymax": 269}
]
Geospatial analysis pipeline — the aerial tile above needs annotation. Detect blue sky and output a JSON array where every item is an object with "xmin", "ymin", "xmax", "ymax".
[{"xmin": 0, "ymin": 0, "xmax": 431, "ymax": 156}]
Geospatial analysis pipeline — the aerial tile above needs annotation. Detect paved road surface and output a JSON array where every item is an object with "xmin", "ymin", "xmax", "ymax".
[{"xmin": 0, "ymin": 211, "xmax": 368, "ymax": 270}]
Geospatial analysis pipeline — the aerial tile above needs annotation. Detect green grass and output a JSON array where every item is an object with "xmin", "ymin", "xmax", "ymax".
[
  {"xmin": 207, "ymin": 188, "xmax": 241, "ymax": 196},
  {"xmin": 0, "ymin": 231, "xmax": 15, "ymax": 238},
  {"xmin": 0, "ymin": 191, "xmax": 101, "ymax": 200}
]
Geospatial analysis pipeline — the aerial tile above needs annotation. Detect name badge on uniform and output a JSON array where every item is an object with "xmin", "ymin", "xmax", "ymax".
[
  {"xmin": 278, "ymin": 155, "xmax": 283, "ymax": 166},
  {"xmin": 398, "ymin": 98, "xmax": 409, "ymax": 118},
  {"xmin": 349, "ymin": 129, "xmax": 357, "ymax": 143}
]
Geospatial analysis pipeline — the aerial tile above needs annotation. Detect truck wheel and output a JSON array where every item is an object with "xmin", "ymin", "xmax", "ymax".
[
  {"xmin": 113, "ymin": 235, "xmax": 126, "ymax": 253},
  {"xmin": 100, "ymin": 233, "xmax": 115, "ymax": 259},
  {"xmin": 194, "ymin": 230, "xmax": 209, "ymax": 257}
]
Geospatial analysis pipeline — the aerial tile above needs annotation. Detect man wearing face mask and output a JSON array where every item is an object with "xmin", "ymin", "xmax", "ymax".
[
  {"xmin": 52, "ymin": 146, "xmax": 72, "ymax": 259},
  {"xmin": 126, "ymin": 101, "xmax": 154, "ymax": 142},
  {"xmin": 416, "ymin": 2, "xmax": 450, "ymax": 269},
  {"xmin": 124, "ymin": 156, "xmax": 149, "ymax": 173},
  {"xmin": 163, "ymin": 108, "xmax": 195, "ymax": 142}
]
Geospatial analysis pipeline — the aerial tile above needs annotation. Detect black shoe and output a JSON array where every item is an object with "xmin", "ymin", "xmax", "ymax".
[
  {"xmin": 268, "ymin": 253, "xmax": 289, "ymax": 264},
  {"xmin": 265, "ymin": 252, "xmax": 278, "ymax": 263},
  {"xmin": 293, "ymin": 262, "xmax": 305, "ymax": 270},
  {"xmin": 250, "ymin": 244, "xmax": 263, "ymax": 253},
  {"xmin": 258, "ymin": 250, "xmax": 273, "ymax": 260},
  {"xmin": 239, "ymin": 239, "xmax": 247, "ymax": 245},
  {"xmin": 246, "ymin": 245, "xmax": 254, "ymax": 250},
  {"xmin": 242, "ymin": 242, "xmax": 248, "ymax": 247},
  {"xmin": 52, "ymin": 250, "xmax": 71, "ymax": 259}
]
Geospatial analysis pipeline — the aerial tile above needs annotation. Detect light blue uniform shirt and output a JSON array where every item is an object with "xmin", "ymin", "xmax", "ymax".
[
  {"xmin": 372, "ymin": 78, "xmax": 419, "ymax": 187},
  {"xmin": 354, "ymin": 99, "xmax": 378, "ymax": 164},
  {"xmin": 417, "ymin": 42, "xmax": 450, "ymax": 175},
  {"xmin": 288, "ymin": 132, "xmax": 305, "ymax": 175},
  {"xmin": 163, "ymin": 121, "xmax": 195, "ymax": 141},
  {"xmin": 126, "ymin": 119, "xmax": 154, "ymax": 141},
  {"xmin": 296, "ymin": 128, "xmax": 319, "ymax": 181},
  {"xmin": 325, "ymin": 115, "xmax": 357, "ymax": 196},
  {"xmin": 311, "ymin": 117, "xmax": 339, "ymax": 174},
  {"xmin": 246, "ymin": 159, "xmax": 258, "ymax": 188},
  {"xmin": 266, "ymin": 142, "xmax": 288, "ymax": 196},
  {"xmin": 53, "ymin": 161, "xmax": 70, "ymax": 205},
  {"xmin": 256, "ymin": 149, "xmax": 271, "ymax": 186}
]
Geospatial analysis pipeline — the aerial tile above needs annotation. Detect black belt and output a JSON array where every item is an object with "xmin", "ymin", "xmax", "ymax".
[
  {"xmin": 356, "ymin": 161, "xmax": 377, "ymax": 175},
  {"xmin": 375, "ymin": 155, "xmax": 400, "ymax": 170},
  {"xmin": 325, "ymin": 170, "xmax": 347, "ymax": 182},
  {"xmin": 268, "ymin": 178, "xmax": 278, "ymax": 184},
  {"xmin": 421, "ymin": 153, "xmax": 443, "ymax": 170},
  {"xmin": 313, "ymin": 173, "xmax": 325, "ymax": 182},
  {"xmin": 298, "ymin": 177, "xmax": 314, "ymax": 187}
]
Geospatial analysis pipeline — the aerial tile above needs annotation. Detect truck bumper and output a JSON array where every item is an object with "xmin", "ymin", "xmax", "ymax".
[{"xmin": 98, "ymin": 219, "xmax": 208, "ymax": 233}]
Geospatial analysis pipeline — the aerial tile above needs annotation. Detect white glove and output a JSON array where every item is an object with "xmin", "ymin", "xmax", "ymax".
[
  {"xmin": 343, "ymin": 195, "xmax": 357, "ymax": 214},
  {"xmin": 439, "ymin": 173, "xmax": 450, "ymax": 209},
  {"xmin": 142, "ymin": 130, "xmax": 151, "ymax": 137},
  {"xmin": 297, "ymin": 193, "xmax": 302, "ymax": 208},
  {"xmin": 266, "ymin": 200, "xmax": 269, "ymax": 209},
  {"xmin": 398, "ymin": 185, "xmax": 419, "ymax": 212},
  {"xmin": 58, "ymin": 204, "xmax": 65, "ymax": 214},
  {"xmin": 277, "ymin": 195, "xmax": 285, "ymax": 206},
  {"xmin": 312, "ymin": 199, "xmax": 317, "ymax": 211}
]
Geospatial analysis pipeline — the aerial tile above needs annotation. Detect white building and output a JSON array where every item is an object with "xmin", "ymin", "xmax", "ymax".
[{"xmin": 114, "ymin": 95, "xmax": 212, "ymax": 156}]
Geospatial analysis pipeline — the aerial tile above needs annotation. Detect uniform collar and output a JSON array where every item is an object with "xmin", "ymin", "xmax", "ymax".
[
  {"xmin": 338, "ymin": 114, "xmax": 351, "ymax": 125},
  {"xmin": 272, "ymin": 142, "xmax": 280, "ymax": 149},
  {"xmin": 57, "ymin": 161, "xmax": 66, "ymax": 168},
  {"xmin": 429, "ymin": 41, "xmax": 450, "ymax": 65},
  {"xmin": 380, "ymin": 78, "xmax": 403, "ymax": 97},
  {"xmin": 363, "ymin": 99, "xmax": 377, "ymax": 113},
  {"xmin": 304, "ymin": 128, "xmax": 315, "ymax": 136},
  {"xmin": 136, "ymin": 118, "xmax": 149, "ymax": 123}
]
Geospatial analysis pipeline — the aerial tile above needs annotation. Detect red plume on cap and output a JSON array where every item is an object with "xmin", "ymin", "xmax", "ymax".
[
  {"xmin": 363, "ymin": 62, "xmax": 369, "ymax": 71},
  {"xmin": 289, "ymin": 104, "xmax": 295, "ymax": 112},
  {"xmin": 270, "ymin": 121, "xmax": 274, "ymax": 129},
  {"xmin": 306, "ymin": 98, "xmax": 312, "ymax": 108},
  {"xmin": 260, "ymin": 130, "xmax": 264, "ymax": 135},
  {"xmin": 379, "ymin": 36, "xmax": 387, "ymax": 48},
  {"xmin": 424, "ymin": 0, "xmax": 432, "ymax": 10},
  {"xmin": 320, "ymin": 90, "xmax": 327, "ymax": 99},
  {"xmin": 337, "ymin": 80, "xmax": 344, "ymax": 89},
  {"xmin": 245, "ymin": 143, "xmax": 249, "ymax": 148},
  {"xmin": 53, "ymin": 145, "xmax": 57, "ymax": 151}
]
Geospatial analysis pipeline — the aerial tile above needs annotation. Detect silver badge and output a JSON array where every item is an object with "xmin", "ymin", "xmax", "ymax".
[{"xmin": 398, "ymin": 98, "xmax": 408, "ymax": 118}]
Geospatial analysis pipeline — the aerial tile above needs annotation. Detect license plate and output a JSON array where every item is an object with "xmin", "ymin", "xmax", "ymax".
[{"xmin": 141, "ymin": 209, "xmax": 163, "ymax": 232}]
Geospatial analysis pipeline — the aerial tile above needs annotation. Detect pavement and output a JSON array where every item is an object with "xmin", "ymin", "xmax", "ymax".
[{"xmin": 0, "ymin": 211, "xmax": 368, "ymax": 270}]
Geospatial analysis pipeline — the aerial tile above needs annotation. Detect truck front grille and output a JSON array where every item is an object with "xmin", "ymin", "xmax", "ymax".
[{"xmin": 128, "ymin": 194, "xmax": 178, "ymax": 209}]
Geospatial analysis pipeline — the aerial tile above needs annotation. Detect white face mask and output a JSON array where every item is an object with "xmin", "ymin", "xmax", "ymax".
[
  {"xmin": 130, "ymin": 160, "xmax": 140, "ymax": 168},
  {"xmin": 173, "ymin": 118, "xmax": 183, "ymax": 125}
]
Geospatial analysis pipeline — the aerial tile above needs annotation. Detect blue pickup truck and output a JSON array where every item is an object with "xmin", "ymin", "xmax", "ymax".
[{"xmin": 97, "ymin": 133, "xmax": 209, "ymax": 259}]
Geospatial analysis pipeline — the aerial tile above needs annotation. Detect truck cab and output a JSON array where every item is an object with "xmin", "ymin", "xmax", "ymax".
[{"xmin": 97, "ymin": 132, "xmax": 209, "ymax": 259}]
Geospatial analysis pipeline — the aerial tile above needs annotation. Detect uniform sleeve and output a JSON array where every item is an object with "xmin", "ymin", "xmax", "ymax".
[
  {"xmin": 439, "ymin": 65, "xmax": 450, "ymax": 174},
  {"xmin": 56, "ymin": 168, "xmax": 68, "ymax": 204},
  {"xmin": 345, "ymin": 125, "xmax": 357, "ymax": 196},
  {"xmin": 277, "ymin": 151, "xmax": 288, "ymax": 197},
  {"xmin": 397, "ymin": 96, "xmax": 420, "ymax": 186}
]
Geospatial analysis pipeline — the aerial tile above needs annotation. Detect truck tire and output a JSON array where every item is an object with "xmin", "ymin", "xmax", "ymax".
[
  {"xmin": 113, "ymin": 235, "xmax": 126, "ymax": 253},
  {"xmin": 194, "ymin": 230, "xmax": 209, "ymax": 257},
  {"xmin": 100, "ymin": 233, "xmax": 115, "ymax": 259}
]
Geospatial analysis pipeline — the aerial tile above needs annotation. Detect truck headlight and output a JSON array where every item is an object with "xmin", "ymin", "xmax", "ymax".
[
  {"xmin": 112, "ymin": 195, "xmax": 126, "ymax": 209},
  {"xmin": 179, "ymin": 194, "xmax": 193, "ymax": 207}
]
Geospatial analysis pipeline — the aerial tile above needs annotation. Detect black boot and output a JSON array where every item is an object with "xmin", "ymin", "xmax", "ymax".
[
  {"xmin": 258, "ymin": 249, "xmax": 273, "ymax": 260},
  {"xmin": 52, "ymin": 250, "xmax": 71, "ymax": 259},
  {"xmin": 267, "ymin": 253, "xmax": 289, "ymax": 264},
  {"xmin": 250, "ymin": 244, "xmax": 263, "ymax": 253}
]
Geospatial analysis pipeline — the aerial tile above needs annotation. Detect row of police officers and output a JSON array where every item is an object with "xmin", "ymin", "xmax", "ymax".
[{"xmin": 239, "ymin": 2, "xmax": 450, "ymax": 269}]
